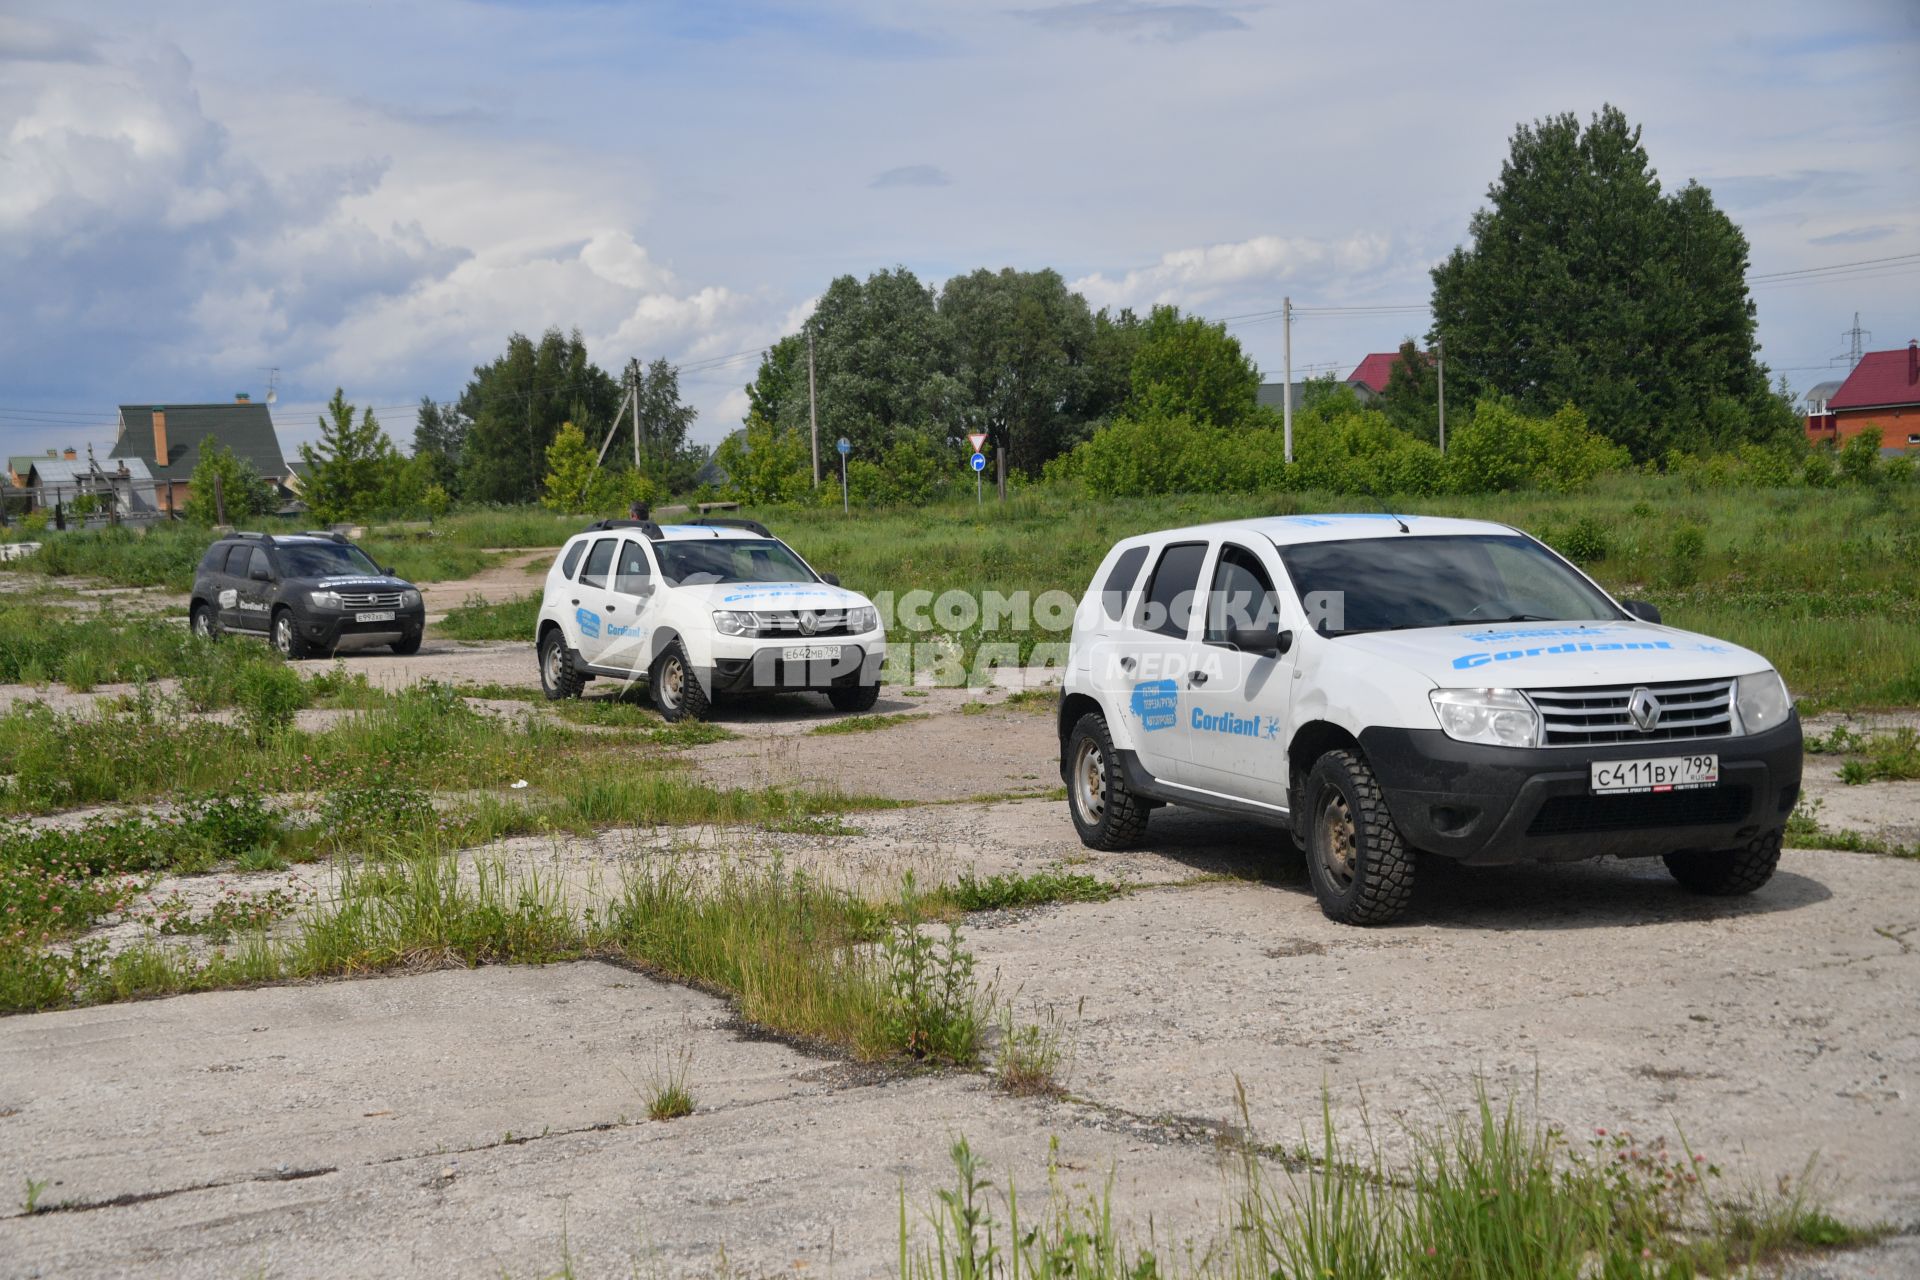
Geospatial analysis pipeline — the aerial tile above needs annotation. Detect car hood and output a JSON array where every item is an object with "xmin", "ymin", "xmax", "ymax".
[
  {"xmin": 305, "ymin": 575, "xmax": 416, "ymax": 592},
  {"xmin": 672, "ymin": 580, "xmax": 873, "ymax": 612},
  {"xmin": 1331, "ymin": 620, "xmax": 1771, "ymax": 688}
]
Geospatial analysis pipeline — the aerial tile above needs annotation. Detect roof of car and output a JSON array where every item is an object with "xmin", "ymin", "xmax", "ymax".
[
  {"xmin": 566, "ymin": 523, "xmax": 772, "ymax": 544},
  {"xmin": 1121, "ymin": 513, "xmax": 1517, "ymax": 547}
]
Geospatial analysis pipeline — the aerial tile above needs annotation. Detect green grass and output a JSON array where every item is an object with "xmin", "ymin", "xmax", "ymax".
[
  {"xmin": 1836, "ymin": 727, "xmax": 1920, "ymax": 783},
  {"xmin": 439, "ymin": 592, "xmax": 540, "ymax": 641},
  {"xmin": 645, "ymin": 1045, "xmax": 697, "ymax": 1121},
  {"xmin": 899, "ymin": 1091, "xmax": 1883, "ymax": 1280},
  {"xmin": 810, "ymin": 711, "xmax": 927, "ymax": 735},
  {"xmin": 8, "ymin": 521, "xmax": 493, "ymax": 591},
  {"xmin": 941, "ymin": 869, "xmax": 1122, "ymax": 912}
]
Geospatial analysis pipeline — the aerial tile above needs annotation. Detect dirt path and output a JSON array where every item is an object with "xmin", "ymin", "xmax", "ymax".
[{"xmin": 419, "ymin": 546, "xmax": 555, "ymax": 619}]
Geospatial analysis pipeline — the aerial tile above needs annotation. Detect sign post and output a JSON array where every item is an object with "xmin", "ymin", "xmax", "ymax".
[
  {"xmin": 836, "ymin": 437, "xmax": 850, "ymax": 515},
  {"xmin": 966, "ymin": 433, "xmax": 989, "ymax": 507}
]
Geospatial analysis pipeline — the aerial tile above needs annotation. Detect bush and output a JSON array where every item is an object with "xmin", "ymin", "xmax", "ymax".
[
  {"xmin": 1665, "ymin": 523, "xmax": 1708, "ymax": 588},
  {"xmin": 1444, "ymin": 399, "xmax": 1626, "ymax": 494},
  {"xmin": 234, "ymin": 661, "xmax": 307, "ymax": 743},
  {"xmin": 1839, "ymin": 427, "xmax": 1882, "ymax": 485},
  {"xmin": 1294, "ymin": 410, "xmax": 1444, "ymax": 496},
  {"xmin": 1553, "ymin": 516, "xmax": 1610, "ymax": 563}
]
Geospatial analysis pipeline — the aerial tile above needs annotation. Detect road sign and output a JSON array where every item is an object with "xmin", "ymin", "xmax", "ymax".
[
  {"xmin": 967, "ymin": 432, "xmax": 988, "ymax": 452},
  {"xmin": 836, "ymin": 437, "xmax": 850, "ymax": 456},
  {"xmin": 970, "ymin": 452, "xmax": 987, "ymax": 472}
]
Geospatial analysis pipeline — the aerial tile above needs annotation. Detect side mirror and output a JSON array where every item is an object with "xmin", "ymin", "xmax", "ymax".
[
  {"xmin": 1227, "ymin": 625, "xmax": 1293, "ymax": 657},
  {"xmin": 250, "ymin": 565, "xmax": 272, "ymax": 582},
  {"xmin": 382, "ymin": 566, "xmax": 397, "ymax": 576},
  {"xmin": 820, "ymin": 572, "xmax": 840, "ymax": 587},
  {"xmin": 1621, "ymin": 599, "xmax": 1662, "ymax": 625}
]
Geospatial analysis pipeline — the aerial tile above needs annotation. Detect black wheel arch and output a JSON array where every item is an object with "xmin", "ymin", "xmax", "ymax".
[{"xmin": 1287, "ymin": 720, "xmax": 1362, "ymax": 837}]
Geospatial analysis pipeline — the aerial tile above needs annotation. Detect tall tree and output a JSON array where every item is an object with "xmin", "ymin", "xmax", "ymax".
[
  {"xmin": 457, "ymin": 328, "xmax": 621, "ymax": 504},
  {"xmin": 632, "ymin": 358, "xmax": 701, "ymax": 488},
  {"xmin": 807, "ymin": 267, "xmax": 957, "ymax": 459},
  {"xmin": 412, "ymin": 397, "xmax": 468, "ymax": 496},
  {"xmin": 744, "ymin": 334, "xmax": 807, "ymax": 432},
  {"xmin": 1377, "ymin": 340, "xmax": 1439, "ymax": 443},
  {"xmin": 299, "ymin": 390, "xmax": 397, "ymax": 523},
  {"xmin": 1430, "ymin": 105, "xmax": 1775, "ymax": 459},
  {"xmin": 1128, "ymin": 305, "xmax": 1261, "ymax": 428},
  {"xmin": 938, "ymin": 267, "xmax": 1097, "ymax": 495}
]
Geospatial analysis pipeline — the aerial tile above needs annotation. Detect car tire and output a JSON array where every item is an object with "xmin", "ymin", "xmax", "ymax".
[
  {"xmin": 272, "ymin": 608, "xmax": 314, "ymax": 661},
  {"xmin": 828, "ymin": 683, "xmax": 880, "ymax": 713},
  {"xmin": 1303, "ymin": 748, "xmax": 1415, "ymax": 925},
  {"xmin": 1065, "ymin": 712, "xmax": 1149, "ymax": 851},
  {"xmin": 191, "ymin": 603, "xmax": 219, "ymax": 641},
  {"xmin": 1664, "ymin": 829, "xmax": 1781, "ymax": 896},
  {"xmin": 539, "ymin": 629, "xmax": 585, "ymax": 701},
  {"xmin": 651, "ymin": 642, "xmax": 710, "ymax": 722},
  {"xmin": 390, "ymin": 633, "xmax": 422, "ymax": 656}
]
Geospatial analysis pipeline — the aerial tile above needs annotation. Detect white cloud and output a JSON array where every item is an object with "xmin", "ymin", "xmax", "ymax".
[{"xmin": 1072, "ymin": 232, "xmax": 1396, "ymax": 311}]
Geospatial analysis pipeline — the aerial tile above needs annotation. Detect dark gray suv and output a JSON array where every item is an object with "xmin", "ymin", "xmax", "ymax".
[{"xmin": 189, "ymin": 531, "xmax": 425, "ymax": 658}]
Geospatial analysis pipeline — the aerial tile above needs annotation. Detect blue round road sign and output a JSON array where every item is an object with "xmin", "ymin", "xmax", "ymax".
[
  {"xmin": 970, "ymin": 452, "xmax": 987, "ymax": 472},
  {"xmin": 836, "ymin": 437, "xmax": 851, "ymax": 455}
]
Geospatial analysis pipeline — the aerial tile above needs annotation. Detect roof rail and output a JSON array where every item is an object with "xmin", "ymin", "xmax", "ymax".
[
  {"xmin": 300, "ymin": 530, "xmax": 349, "ymax": 543},
  {"xmin": 686, "ymin": 516, "xmax": 771, "ymax": 537},
  {"xmin": 232, "ymin": 530, "xmax": 273, "ymax": 542},
  {"xmin": 585, "ymin": 518, "xmax": 665, "ymax": 541}
]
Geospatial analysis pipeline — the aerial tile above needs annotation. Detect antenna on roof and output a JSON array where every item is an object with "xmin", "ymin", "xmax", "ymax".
[{"xmin": 262, "ymin": 367, "xmax": 280, "ymax": 405}]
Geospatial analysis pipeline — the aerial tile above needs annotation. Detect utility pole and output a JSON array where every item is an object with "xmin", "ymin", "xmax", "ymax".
[
  {"xmin": 1435, "ymin": 336, "xmax": 1446, "ymax": 454},
  {"xmin": 1843, "ymin": 313, "xmax": 1870, "ymax": 368},
  {"xmin": 807, "ymin": 328, "xmax": 821, "ymax": 487},
  {"xmin": 630, "ymin": 360, "xmax": 641, "ymax": 470},
  {"xmin": 1282, "ymin": 297, "xmax": 1294, "ymax": 464}
]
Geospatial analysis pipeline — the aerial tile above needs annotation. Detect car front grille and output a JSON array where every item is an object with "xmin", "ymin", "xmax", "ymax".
[
  {"xmin": 1527, "ymin": 678, "xmax": 1735, "ymax": 746},
  {"xmin": 338, "ymin": 591, "xmax": 405, "ymax": 608},
  {"xmin": 1527, "ymin": 786, "xmax": 1752, "ymax": 836},
  {"xmin": 751, "ymin": 609, "xmax": 854, "ymax": 637}
]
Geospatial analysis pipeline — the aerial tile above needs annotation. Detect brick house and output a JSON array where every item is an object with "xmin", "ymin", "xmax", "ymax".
[
  {"xmin": 1805, "ymin": 341, "xmax": 1920, "ymax": 453},
  {"xmin": 108, "ymin": 396, "xmax": 292, "ymax": 514}
]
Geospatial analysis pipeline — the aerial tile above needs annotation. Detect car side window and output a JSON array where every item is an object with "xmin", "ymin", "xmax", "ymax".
[
  {"xmin": 199, "ymin": 544, "xmax": 227, "ymax": 573},
  {"xmin": 578, "ymin": 537, "xmax": 617, "ymax": 589},
  {"xmin": 1137, "ymin": 541, "xmax": 1208, "ymax": 640},
  {"xmin": 560, "ymin": 541, "xmax": 587, "ymax": 580},
  {"xmin": 613, "ymin": 540, "xmax": 653, "ymax": 596},
  {"xmin": 246, "ymin": 548, "xmax": 272, "ymax": 581},
  {"xmin": 1204, "ymin": 544, "xmax": 1279, "ymax": 644},
  {"xmin": 224, "ymin": 545, "xmax": 252, "ymax": 576},
  {"xmin": 1099, "ymin": 545, "xmax": 1149, "ymax": 622}
]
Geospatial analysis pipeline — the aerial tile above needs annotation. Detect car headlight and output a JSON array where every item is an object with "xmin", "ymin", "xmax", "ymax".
[
  {"xmin": 1735, "ymin": 669, "xmax": 1792, "ymax": 734},
  {"xmin": 400, "ymin": 588, "xmax": 422, "ymax": 609},
  {"xmin": 847, "ymin": 605, "xmax": 879, "ymax": 633},
  {"xmin": 309, "ymin": 590, "xmax": 343, "ymax": 610},
  {"xmin": 1429, "ymin": 688, "xmax": 1541, "ymax": 748},
  {"xmin": 713, "ymin": 610, "xmax": 754, "ymax": 637}
]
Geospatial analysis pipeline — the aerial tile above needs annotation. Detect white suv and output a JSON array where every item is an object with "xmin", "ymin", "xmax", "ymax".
[
  {"xmin": 535, "ymin": 517, "xmax": 885, "ymax": 720},
  {"xmin": 1059, "ymin": 514, "xmax": 1801, "ymax": 925}
]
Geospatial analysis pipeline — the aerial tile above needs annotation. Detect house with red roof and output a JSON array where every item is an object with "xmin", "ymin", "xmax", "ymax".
[
  {"xmin": 1806, "ymin": 341, "xmax": 1920, "ymax": 453},
  {"xmin": 1346, "ymin": 349, "xmax": 1435, "ymax": 396}
]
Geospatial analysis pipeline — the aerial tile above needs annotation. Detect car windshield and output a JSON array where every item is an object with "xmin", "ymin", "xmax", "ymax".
[
  {"xmin": 654, "ymin": 537, "xmax": 816, "ymax": 586},
  {"xmin": 276, "ymin": 541, "xmax": 382, "ymax": 578},
  {"xmin": 1276, "ymin": 534, "xmax": 1620, "ymax": 636}
]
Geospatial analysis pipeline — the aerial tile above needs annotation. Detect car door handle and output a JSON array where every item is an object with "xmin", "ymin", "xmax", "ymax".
[
  {"xmin": 571, "ymin": 599, "xmax": 579, "ymax": 606},
  {"xmin": 1189, "ymin": 671, "xmax": 1208, "ymax": 685},
  {"xmin": 1120, "ymin": 656, "xmax": 1136, "ymax": 672}
]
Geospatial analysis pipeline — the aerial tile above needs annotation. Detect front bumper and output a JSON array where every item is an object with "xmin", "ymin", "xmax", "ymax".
[
  {"xmin": 707, "ymin": 641, "xmax": 883, "ymax": 694},
  {"xmin": 300, "ymin": 609, "xmax": 426, "ymax": 647},
  {"xmin": 1356, "ymin": 714, "xmax": 1802, "ymax": 865}
]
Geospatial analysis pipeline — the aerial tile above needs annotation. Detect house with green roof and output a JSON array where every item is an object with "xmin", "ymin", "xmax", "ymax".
[{"xmin": 108, "ymin": 396, "xmax": 292, "ymax": 514}]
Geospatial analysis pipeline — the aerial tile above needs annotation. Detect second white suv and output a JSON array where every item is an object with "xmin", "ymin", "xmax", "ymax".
[
  {"xmin": 1059, "ymin": 514, "xmax": 1801, "ymax": 925},
  {"xmin": 535, "ymin": 517, "xmax": 885, "ymax": 720}
]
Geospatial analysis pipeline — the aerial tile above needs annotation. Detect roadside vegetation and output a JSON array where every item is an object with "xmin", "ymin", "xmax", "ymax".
[{"xmin": 900, "ymin": 1094, "xmax": 1883, "ymax": 1280}]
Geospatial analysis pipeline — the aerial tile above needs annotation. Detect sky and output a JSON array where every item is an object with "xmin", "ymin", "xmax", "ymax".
[{"xmin": 2, "ymin": 0, "xmax": 1917, "ymax": 461}]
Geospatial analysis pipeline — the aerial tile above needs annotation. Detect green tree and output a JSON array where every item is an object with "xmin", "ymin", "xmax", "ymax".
[
  {"xmin": 540, "ymin": 422, "xmax": 622, "ymax": 514},
  {"xmin": 1839, "ymin": 427, "xmax": 1883, "ymax": 485},
  {"xmin": 458, "ymin": 328, "xmax": 621, "ymax": 504},
  {"xmin": 939, "ymin": 267, "xmax": 1097, "ymax": 494},
  {"xmin": 744, "ymin": 334, "xmax": 806, "ymax": 430},
  {"xmin": 412, "ymin": 397, "xmax": 468, "ymax": 497},
  {"xmin": 1128, "ymin": 305, "xmax": 1261, "ymax": 428},
  {"xmin": 184, "ymin": 442, "xmax": 275, "ymax": 524},
  {"xmin": 632, "ymin": 358, "xmax": 701, "ymax": 490},
  {"xmin": 715, "ymin": 412, "xmax": 810, "ymax": 505},
  {"xmin": 1430, "ymin": 105, "xmax": 1776, "ymax": 459},
  {"xmin": 806, "ymin": 267, "xmax": 958, "ymax": 459},
  {"xmin": 1377, "ymin": 340, "xmax": 1439, "ymax": 443},
  {"xmin": 298, "ymin": 390, "xmax": 398, "ymax": 523}
]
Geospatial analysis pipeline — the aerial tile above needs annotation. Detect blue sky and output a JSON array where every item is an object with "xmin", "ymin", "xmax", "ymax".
[{"xmin": 2, "ymin": 0, "xmax": 1916, "ymax": 458}]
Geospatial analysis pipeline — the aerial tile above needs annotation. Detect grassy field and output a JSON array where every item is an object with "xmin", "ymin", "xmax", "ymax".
[{"xmin": 11, "ymin": 474, "xmax": 1918, "ymax": 710}]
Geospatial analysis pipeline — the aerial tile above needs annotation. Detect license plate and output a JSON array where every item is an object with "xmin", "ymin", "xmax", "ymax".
[
  {"xmin": 1591, "ymin": 754, "xmax": 1719, "ymax": 794},
  {"xmin": 355, "ymin": 611, "xmax": 396, "ymax": 623},
  {"xmin": 782, "ymin": 644, "xmax": 840, "ymax": 661}
]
